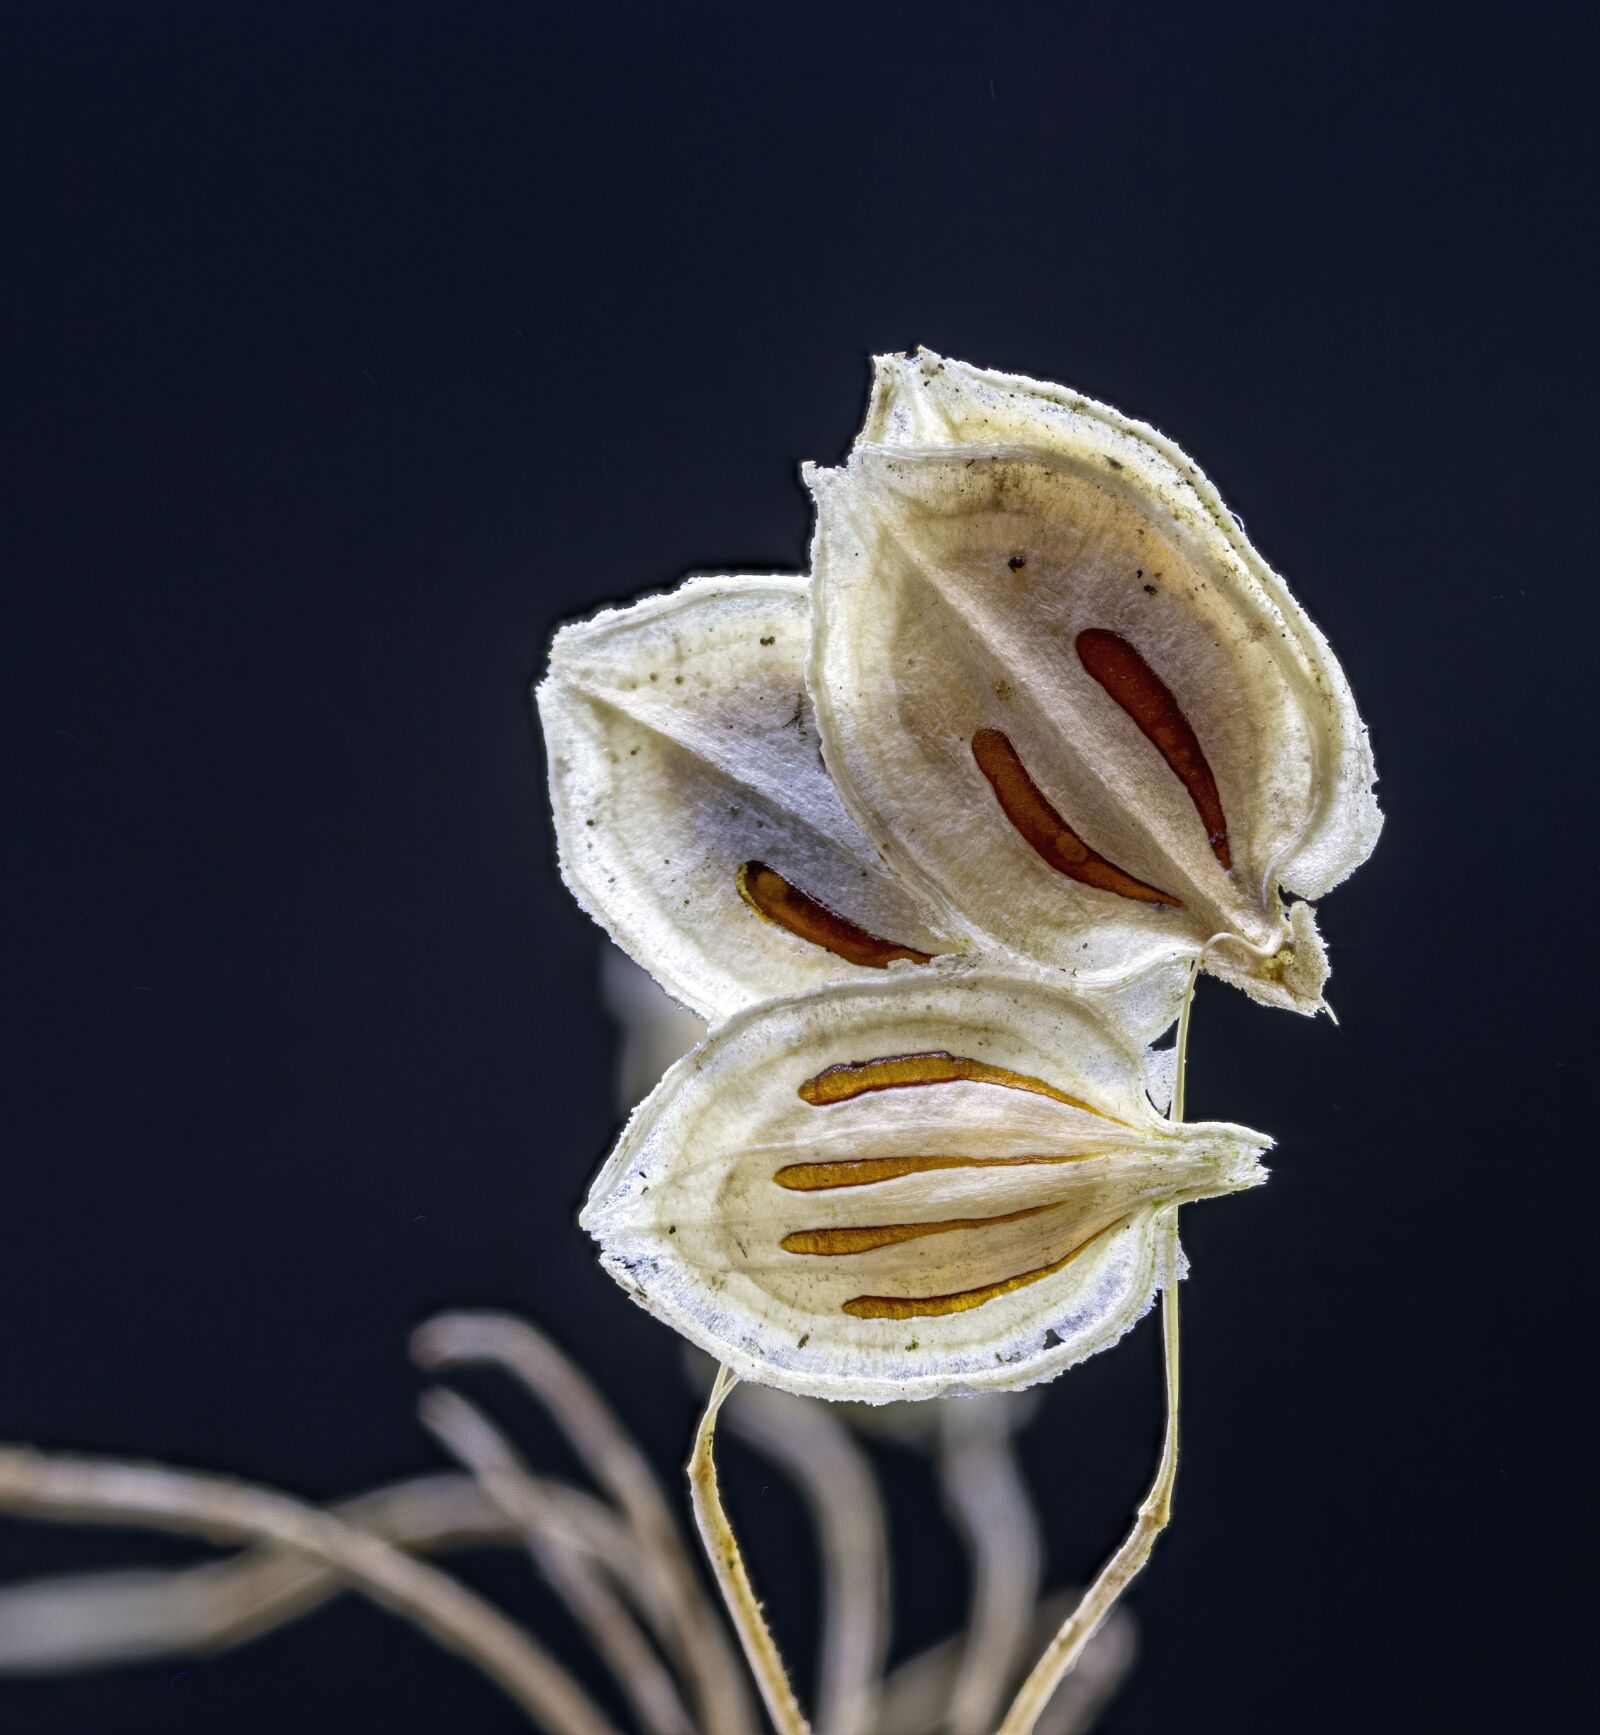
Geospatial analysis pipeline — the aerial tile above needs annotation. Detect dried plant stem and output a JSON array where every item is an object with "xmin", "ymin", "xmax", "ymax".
[
  {"xmin": 1029, "ymin": 1591, "xmax": 1138, "ymax": 1735},
  {"xmin": 1172, "ymin": 955, "xmax": 1198, "ymax": 1124},
  {"xmin": 421, "ymin": 1386, "xmax": 693, "ymax": 1735},
  {"xmin": 937, "ymin": 1408, "xmax": 1043, "ymax": 1735},
  {"xmin": 0, "ymin": 1474, "xmax": 652, "ymax": 1678},
  {"xmin": 415, "ymin": 1311, "xmax": 753, "ymax": 1735},
  {"xmin": 996, "ymin": 1282, "xmax": 1179, "ymax": 1735},
  {"xmin": 688, "ymin": 1366, "xmax": 811, "ymax": 1735},
  {"xmin": 724, "ymin": 1383, "xmax": 888, "ymax": 1735},
  {"xmin": 0, "ymin": 1473, "xmax": 514, "ymax": 1672},
  {"xmin": 996, "ymin": 958, "xmax": 1200, "ymax": 1735},
  {"xmin": 876, "ymin": 1593, "xmax": 1135, "ymax": 1735},
  {"xmin": 0, "ymin": 1447, "xmax": 612, "ymax": 1735}
]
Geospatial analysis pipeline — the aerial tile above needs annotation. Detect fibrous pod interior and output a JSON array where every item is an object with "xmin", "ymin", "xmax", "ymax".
[{"xmin": 582, "ymin": 970, "xmax": 1268, "ymax": 1402}]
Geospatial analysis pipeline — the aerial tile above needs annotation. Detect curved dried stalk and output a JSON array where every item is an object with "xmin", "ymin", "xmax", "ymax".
[
  {"xmin": 997, "ymin": 962, "xmax": 1199, "ymax": 1735},
  {"xmin": 0, "ymin": 1473, "xmax": 509, "ymax": 1672},
  {"xmin": 936, "ymin": 1404, "xmax": 1043, "ymax": 1735},
  {"xmin": 689, "ymin": 1366, "xmax": 811, "ymax": 1735},
  {"xmin": 0, "ymin": 1470, "xmax": 662, "ymax": 1677},
  {"xmin": 724, "ymin": 1382, "xmax": 889, "ymax": 1735},
  {"xmin": 0, "ymin": 1447, "xmax": 612, "ymax": 1735},
  {"xmin": 1030, "ymin": 1593, "xmax": 1137, "ymax": 1735},
  {"xmin": 422, "ymin": 1386, "xmax": 693, "ymax": 1735},
  {"xmin": 997, "ymin": 1279, "xmax": 1179, "ymax": 1735},
  {"xmin": 415, "ymin": 1310, "xmax": 753, "ymax": 1735},
  {"xmin": 876, "ymin": 1593, "xmax": 1136, "ymax": 1735},
  {"xmin": 875, "ymin": 1626, "xmax": 967, "ymax": 1735}
]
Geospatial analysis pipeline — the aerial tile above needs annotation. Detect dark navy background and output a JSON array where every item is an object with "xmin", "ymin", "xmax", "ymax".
[{"xmin": 5, "ymin": 4, "xmax": 1592, "ymax": 1730}]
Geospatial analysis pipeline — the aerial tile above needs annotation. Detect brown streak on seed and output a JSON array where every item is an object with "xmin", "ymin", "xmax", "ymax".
[
  {"xmin": 841, "ymin": 1221, "xmax": 1121, "ymax": 1319},
  {"xmin": 737, "ymin": 861, "xmax": 934, "ymax": 968},
  {"xmin": 970, "ymin": 729, "xmax": 1182, "ymax": 906},
  {"xmin": 1075, "ymin": 628, "xmax": 1232, "ymax": 869},
  {"xmin": 798, "ymin": 1049, "xmax": 1121, "ymax": 1120},
  {"xmin": 774, "ymin": 1151, "xmax": 1108, "ymax": 1191},
  {"xmin": 782, "ymin": 1202, "xmax": 1057, "ymax": 1256}
]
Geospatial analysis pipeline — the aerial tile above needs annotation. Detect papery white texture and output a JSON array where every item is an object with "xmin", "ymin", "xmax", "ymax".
[
  {"xmin": 581, "ymin": 971, "xmax": 1267, "ymax": 1402},
  {"xmin": 602, "ymin": 939, "xmax": 1185, "ymax": 1131},
  {"xmin": 539, "ymin": 576, "xmax": 956, "ymax": 1020},
  {"xmin": 807, "ymin": 351, "xmax": 1381, "ymax": 1013},
  {"xmin": 544, "ymin": 575, "xmax": 1193, "ymax": 1048}
]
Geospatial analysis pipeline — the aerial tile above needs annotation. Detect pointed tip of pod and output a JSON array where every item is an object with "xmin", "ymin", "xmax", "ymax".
[{"xmin": 1205, "ymin": 900, "xmax": 1332, "ymax": 1017}]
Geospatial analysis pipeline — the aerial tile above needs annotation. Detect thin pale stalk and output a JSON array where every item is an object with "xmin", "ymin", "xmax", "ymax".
[
  {"xmin": 0, "ymin": 1447, "xmax": 613, "ymax": 1735},
  {"xmin": 1172, "ymin": 953, "xmax": 1198, "ymax": 1122},
  {"xmin": 724, "ymin": 1383, "xmax": 888, "ymax": 1735},
  {"xmin": 415, "ymin": 1311, "xmax": 753, "ymax": 1735},
  {"xmin": 0, "ymin": 1472, "xmax": 663, "ymax": 1679},
  {"xmin": 1030, "ymin": 1593, "xmax": 1137, "ymax": 1735},
  {"xmin": 422, "ymin": 1387, "xmax": 693, "ymax": 1735},
  {"xmin": 937, "ymin": 1406, "xmax": 1043, "ymax": 1735},
  {"xmin": 996, "ymin": 958, "xmax": 1200, "ymax": 1735},
  {"xmin": 0, "ymin": 1473, "xmax": 508, "ymax": 1672},
  {"xmin": 688, "ymin": 1367, "xmax": 811, "ymax": 1735},
  {"xmin": 876, "ymin": 1594, "xmax": 1134, "ymax": 1735},
  {"xmin": 876, "ymin": 1626, "xmax": 965, "ymax": 1735}
]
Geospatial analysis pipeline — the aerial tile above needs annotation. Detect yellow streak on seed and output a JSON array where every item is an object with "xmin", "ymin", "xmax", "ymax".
[
  {"xmin": 798, "ymin": 1050, "xmax": 1127, "ymax": 1125},
  {"xmin": 774, "ymin": 1151, "xmax": 1109, "ymax": 1191},
  {"xmin": 842, "ymin": 1221, "xmax": 1121, "ymax": 1320},
  {"xmin": 781, "ymin": 1202, "xmax": 1057, "ymax": 1256}
]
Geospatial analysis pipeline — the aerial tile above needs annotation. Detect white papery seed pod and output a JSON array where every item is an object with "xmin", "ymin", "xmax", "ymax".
[
  {"xmin": 539, "ymin": 573, "xmax": 1189, "ymax": 1045},
  {"xmin": 806, "ymin": 350, "xmax": 1381, "ymax": 1014},
  {"xmin": 581, "ymin": 969, "xmax": 1267, "ymax": 1402}
]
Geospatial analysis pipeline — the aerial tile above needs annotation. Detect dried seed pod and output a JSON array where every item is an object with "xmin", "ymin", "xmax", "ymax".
[
  {"xmin": 542, "ymin": 573, "xmax": 1193, "ymax": 1047},
  {"xmin": 538, "ymin": 576, "xmax": 955, "ymax": 1020},
  {"xmin": 807, "ymin": 351, "xmax": 1381, "ymax": 1013},
  {"xmin": 581, "ymin": 970, "xmax": 1267, "ymax": 1402}
]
